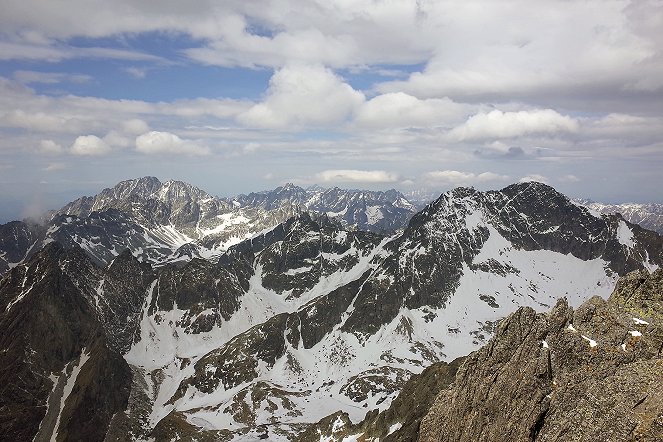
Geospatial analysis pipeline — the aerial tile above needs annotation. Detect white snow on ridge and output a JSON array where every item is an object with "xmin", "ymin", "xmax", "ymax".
[
  {"xmin": 148, "ymin": 225, "xmax": 194, "ymax": 249},
  {"xmin": 201, "ymin": 213, "xmax": 251, "ymax": 236}
]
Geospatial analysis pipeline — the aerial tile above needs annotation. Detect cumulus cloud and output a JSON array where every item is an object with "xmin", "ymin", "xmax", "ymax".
[
  {"xmin": 238, "ymin": 64, "xmax": 364, "ymax": 129},
  {"xmin": 448, "ymin": 109, "xmax": 578, "ymax": 141},
  {"xmin": 135, "ymin": 131, "xmax": 210, "ymax": 155},
  {"xmin": 423, "ymin": 170, "xmax": 510, "ymax": 186},
  {"xmin": 354, "ymin": 92, "xmax": 466, "ymax": 129},
  {"xmin": 315, "ymin": 169, "xmax": 400, "ymax": 183},
  {"xmin": 70, "ymin": 135, "xmax": 110, "ymax": 155}
]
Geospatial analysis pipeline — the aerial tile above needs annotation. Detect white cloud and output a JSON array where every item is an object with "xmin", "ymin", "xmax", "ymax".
[
  {"xmin": 559, "ymin": 174, "xmax": 580, "ymax": 183},
  {"xmin": 39, "ymin": 139, "xmax": 63, "ymax": 154},
  {"xmin": 519, "ymin": 174, "xmax": 549, "ymax": 184},
  {"xmin": 354, "ymin": 92, "xmax": 467, "ymax": 129},
  {"xmin": 1, "ymin": 109, "xmax": 87, "ymax": 133},
  {"xmin": 379, "ymin": 1, "xmax": 663, "ymax": 101},
  {"xmin": 0, "ymin": 40, "xmax": 165, "ymax": 62},
  {"xmin": 13, "ymin": 70, "xmax": 91, "ymax": 84},
  {"xmin": 315, "ymin": 169, "xmax": 400, "ymax": 183},
  {"xmin": 423, "ymin": 170, "xmax": 510, "ymax": 186},
  {"xmin": 238, "ymin": 64, "xmax": 364, "ymax": 129},
  {"xmin": 124, "ymin": 67, "xmax": 147, "ymax": 79},
  {"xmin": 103, "ymin": 131, "xmax": 132, "ymax": 148},
  {"xmin": 448, "ymin": 109, "xmax": 578, "ymax": 141},
  {"xmin": 70, "ymin": 135, "xmax": 110, "ymax": 155},
  {"xmin": 135, "ymin": 131, "xmax": 210, "ymax": 155},
  {"xmin": 43, "ymin": 162, "xmax": 66, "ymax": 171},
  {"xmin": 121, "ymin": 118, "xmax": 149, "ymax": 135}
]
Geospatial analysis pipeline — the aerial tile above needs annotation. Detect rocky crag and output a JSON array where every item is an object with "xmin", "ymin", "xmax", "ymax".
[{"xmin": 419, "ymin": 268, "xmax": 662, "ymax": 442}]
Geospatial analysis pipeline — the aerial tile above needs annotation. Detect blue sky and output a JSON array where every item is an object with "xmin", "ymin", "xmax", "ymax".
[{"xmin": 0, "ymin": 0, "xmax": 662, "ymax": 222}]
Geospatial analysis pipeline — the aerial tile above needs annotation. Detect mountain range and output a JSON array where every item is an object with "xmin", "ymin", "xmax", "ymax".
[
  {"xmin": 0, "ymin": 178, "xmax": 661, "ymax": 441},
  {"xmin": 574, "ymin": 199, "xmax": 663, "ymax": 235},
  {"xmin": 0, "ymin": 177, "xmax": 417, "ymax": 274}
]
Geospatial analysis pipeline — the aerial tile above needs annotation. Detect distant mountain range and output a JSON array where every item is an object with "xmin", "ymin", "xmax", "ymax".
[
  {"xmin": 0, "ymin": 177, "xmax": 418, "ymax": 274},
  {"xmin": 0, "ymin": 178, "xmax": 661, "ymax": 441},
  {"xmin": 574, "ymin": 199, "xmax": 663, "ymax": 234}
]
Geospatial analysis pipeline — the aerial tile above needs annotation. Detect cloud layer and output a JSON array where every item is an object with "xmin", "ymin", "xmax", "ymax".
[{"xmin": 0, "ymin": 0, "xmax": 662, "ymax": 222}]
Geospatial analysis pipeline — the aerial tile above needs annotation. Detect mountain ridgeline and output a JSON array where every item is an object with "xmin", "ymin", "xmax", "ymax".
[
  {"xmin": 0, "ymin": 178, "xmax": 661, "ymax": 441},
  {"xmin": 0, "ymin": 177, "xmax": 417, "ymax": 274}
]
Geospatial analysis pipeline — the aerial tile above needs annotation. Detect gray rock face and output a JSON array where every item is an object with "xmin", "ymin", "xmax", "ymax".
[
  {"xmin": 0, "ymin": 244, "xmax": 132, "ymax": 442},
  {"xmin": 0, "ymin": 220, "xmax": 44, "ymax": 273},
  {"xmin": 419, "ymin": 268, "xmax": 663, "ymax": 442}
]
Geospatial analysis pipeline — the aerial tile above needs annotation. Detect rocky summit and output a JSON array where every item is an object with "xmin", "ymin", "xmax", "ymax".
[{"xmin": 0, "ymin": 178, "xmax": 661, "ymax": 441}]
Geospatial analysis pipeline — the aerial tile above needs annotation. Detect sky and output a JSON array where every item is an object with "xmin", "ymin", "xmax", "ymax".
[{"xmin": 0, "ymin": 0, "xmax": 662, "ymax": 222}]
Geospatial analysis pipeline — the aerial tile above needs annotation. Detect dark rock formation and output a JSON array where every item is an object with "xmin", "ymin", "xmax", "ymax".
[{"xmin": 0, "ymin": 244, "xmax": 132, "ymax": 442}]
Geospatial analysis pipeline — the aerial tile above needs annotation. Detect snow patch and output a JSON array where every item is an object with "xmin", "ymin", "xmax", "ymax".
[
  {"xmin": 365, "ymin": 205, "xmax": 384, "ymax": 225},
  {"xmin": 388, "ymin": 422, "xmax": 402, "ymax": 435},
  {"xmin": 616, "ymin": 221, "xmax": 635, "ymax": 249},
  {"xmin": 51, "ymin": 348, "xmax": 91, "ymax": 442},
  {"xmin": 581, "ymin": 335, "xmax": 597, "ymax": 348}
]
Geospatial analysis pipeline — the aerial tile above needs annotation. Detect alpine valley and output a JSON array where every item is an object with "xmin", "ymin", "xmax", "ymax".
[{"xmin": 0, "ymin": 177, "xmax": 661, "ymax": 441}]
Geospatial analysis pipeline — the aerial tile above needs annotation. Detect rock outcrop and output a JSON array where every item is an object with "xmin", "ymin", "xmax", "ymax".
[{"xmin": 419, "ymin": 268, "xmax": 663, "ymax": 442}]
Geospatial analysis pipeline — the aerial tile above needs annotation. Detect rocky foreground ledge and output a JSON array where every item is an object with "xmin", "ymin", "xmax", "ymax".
[{"xmin": 310, "ymin": 268, "xmax": 662, "ymax": 442}]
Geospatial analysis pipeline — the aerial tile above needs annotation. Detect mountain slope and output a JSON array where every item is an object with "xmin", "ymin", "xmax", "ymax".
[
  {"xmin": 0, "ymin": 244, "xmax": 133, "ymax": 442},
  {"xmin": 119, "ymin": 182, "xmax": 661, "ymax": 440},
  {"xmin": 0, "ymin": 220, "xmax": 44, "ymax": 274}
]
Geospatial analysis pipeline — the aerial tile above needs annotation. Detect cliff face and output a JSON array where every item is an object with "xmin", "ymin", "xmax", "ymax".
[
  {"xmin": 0, "ymin": 244, "xmax": 132, "ymax": 442},
  {"xmin": 419, "ymin": 269, "xmax": 663, "ymax": 442}
]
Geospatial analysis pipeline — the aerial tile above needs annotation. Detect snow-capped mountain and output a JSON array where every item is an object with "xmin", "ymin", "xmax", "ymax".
[
  {"xmin": 232, "ymin": 183, "xmax": 416, "ymax": 233},
  {"xmin": 574, "ymin": 199, "xmax": 663, "ymax": 234},
  {"xmin": 0, "ymin": 180, "xmax": 661, "ymax": 441},
  {"xmin": 0, "ymin": 178, "xmax": 416, "ymax": 274}
]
